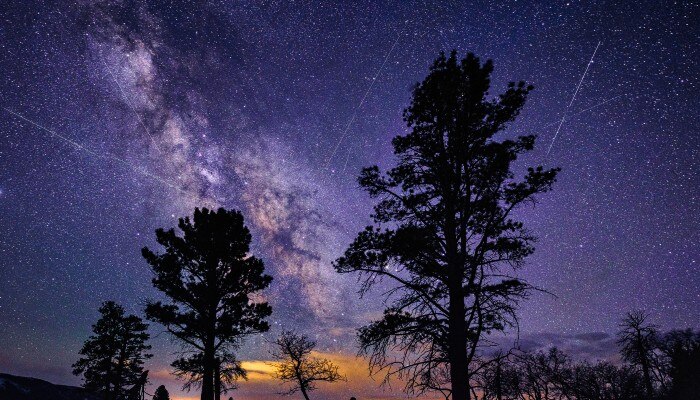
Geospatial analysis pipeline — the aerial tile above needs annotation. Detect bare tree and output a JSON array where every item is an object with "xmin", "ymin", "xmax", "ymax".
[
  {"xmin": 475, "ymin": 348, "xmax": 647, "ymax": 400},
  {"xmin": 617, "ymin": 311, "xmax": 660, "ymax": 397},
  {"xmin": 271, "ymin": 331, "xmax": 345, "ymax": 399}
]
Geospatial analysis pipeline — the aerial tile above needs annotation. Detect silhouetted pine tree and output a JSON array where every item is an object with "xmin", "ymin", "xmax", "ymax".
[
  {"xmin": 142, "ymin": 208, "xmax": 272, "ymax": 400},
  {"xmin": 152, "ymin": 385, "xmax": 170, "ymax": 400},
  {"xmin": 334, "ymin": 51, "xmax": 559, "ymax": 399},
  {"xmin": 73, "ymin": 301, "xmax": 152, "ymax": 400}
]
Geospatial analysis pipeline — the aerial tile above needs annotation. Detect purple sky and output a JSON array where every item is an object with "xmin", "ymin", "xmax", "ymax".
[{"xmin": 0, "ymin": 1, "xmax": 697, "ymax": 398}]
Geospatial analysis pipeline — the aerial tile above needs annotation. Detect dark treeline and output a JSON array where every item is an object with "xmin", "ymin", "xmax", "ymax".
[
  {"xmin": 68, "ymin": 50, "xmax": 699, "ymax": 400},
  {"xmin": 476, "ymin": 316, "xmax": 700, "ymax": 400}
]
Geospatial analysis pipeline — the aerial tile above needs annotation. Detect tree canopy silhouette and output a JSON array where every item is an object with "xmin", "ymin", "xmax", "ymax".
[
  {"xmin": 152, "ymin": 385, "xmax": 170, "ymax": 400},
  {"xmin": 615, "ymin": 311, "xmax": 700, "ymax": 399},
  {"xmin": 271, "ymin": 331, "xmax": 345, "ymax": 400},
  {"xmin": 334, "ymin": 51, "xmax": 559, "ymax": 399},
  {"xmin": 73, "ymin": 301, "xmax": 151, "ymax": 400},
  {"xmin": 659, "ymin": 329, "xmax": 700, "ymax": 399},
  {"xmin": 142, "ymin": 207, "xmax": 272, "ymax": 400}
]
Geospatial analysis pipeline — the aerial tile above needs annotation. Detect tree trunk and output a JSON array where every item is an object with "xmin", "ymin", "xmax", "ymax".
[
  {"xmin": 641, "ymin": 355, "xmax": 654, "ymax": 398},
  {"xmin": 104, "ymin": 362, "xmax": 114, "ymax": 400},
  {"xmin": 442, "ymin": 171, "xmax": 470, "ymax": 400},
  {"xmin": 203, "ymin": 261, "xmax": 218, "ymax": 400},
  {"xmin": 201, "ymin": 336, "xmax": 216, "ymax": 400},
  {"xmin": 299, "ymin": 384, "xmax": 311, "ymax": 400},
  {"xmin": 495, "ymin": 359, "xmax": 502, "ymax": 400},
  {"xmin": 448, "ymin": 265, "xmax": 469, "ymax": 400},
  {"xmin": 113, "ymin": 334, "xmax": 129, "ymax": 400},
  {"xmin": 444, "ymin": 198, "xmax": 469, "ymax": 400},
  {"xmin": 448, "ymin": 295, "xmax": 469, "ymax": 399},
  {"xmin": 633, "ymin": 333, "xmax": 654, "ymax": 398},
  {"xmin": 295, "ymin": 364, "xmax": 310, "ymax": 400},
  {"xmin": 215, "ymin": 359, "xmax": 221, "ymax": 400}
]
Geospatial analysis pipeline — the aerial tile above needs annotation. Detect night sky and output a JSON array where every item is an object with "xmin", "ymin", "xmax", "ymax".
[{"xmin": 0, "ymin": 1, "xmax": 698, "ymax": 399}]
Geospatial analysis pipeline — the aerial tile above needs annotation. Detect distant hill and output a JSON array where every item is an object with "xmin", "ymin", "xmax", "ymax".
[{"xmin": 0, "ymin": 373, "xmax": 100, "ymax": 400}]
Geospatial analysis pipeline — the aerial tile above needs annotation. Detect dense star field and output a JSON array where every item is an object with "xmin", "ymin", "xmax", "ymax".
[{"xmin": 0, "ymin": 1, "xmax": 697, "ymax": 399}]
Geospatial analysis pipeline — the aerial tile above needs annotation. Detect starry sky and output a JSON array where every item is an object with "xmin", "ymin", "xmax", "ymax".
[{"xmin": 0, "ymin": 1, "xmax": 698, "ymax": 399}]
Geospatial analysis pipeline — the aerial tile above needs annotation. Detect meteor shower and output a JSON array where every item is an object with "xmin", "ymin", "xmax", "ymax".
[{"xmin": 0, "ymin": 2, "xmax": 697, "ymax": 400}]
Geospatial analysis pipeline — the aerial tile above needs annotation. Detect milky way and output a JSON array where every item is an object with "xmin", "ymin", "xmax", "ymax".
[{"xmin": 0, "ymin": 1, "xmax": 697, "ymax": 399}]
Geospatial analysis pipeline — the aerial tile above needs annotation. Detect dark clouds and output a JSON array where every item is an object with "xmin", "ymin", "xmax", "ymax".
[{"xmin": 515, "ymin": 332, "xmax": 620, "ymax": 361}]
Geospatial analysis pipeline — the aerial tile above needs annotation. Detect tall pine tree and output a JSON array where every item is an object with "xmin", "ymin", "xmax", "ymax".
[
  {"xmin": 73, "ymin": 301, "xmax": 151, "ymax": 400},
  {"xmin": 334, "ymin": 51, "xmax": 559, "ymax": 399},
  {"xmin": 143, "ymin": 207, "xmax": 272, "ymax": 400}
]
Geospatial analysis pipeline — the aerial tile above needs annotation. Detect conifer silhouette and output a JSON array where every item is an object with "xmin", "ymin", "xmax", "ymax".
[
  {"xmin": 73, "ymin": 301, "xmax": 151, "ymax": 400},
  {"xmin": 142, "ymin": 208, "xmax": 272, "ymax": 400},
  {"xmin": 152, "ymin": 385, "xmax": 170, "ymax": 400},
  {"xmin": 335, "ymin": 51, "xmax": 559, "ymax": 399}
]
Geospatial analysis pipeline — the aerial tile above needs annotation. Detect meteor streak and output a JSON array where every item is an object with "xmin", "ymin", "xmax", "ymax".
[
  {"xmin": 3, "ymin": 107, "xmax": 189, "ymax": 195},
  {"xmin": 546, "ymin": 41, "xmax": 602, "ymax": 156},
  {"xmin": 324, "ymin": 33, "xmax": 402, "ymax": 169},
  {"xmin": 100, "ymin": 55, "xmax": 163, "ymax": 153}
]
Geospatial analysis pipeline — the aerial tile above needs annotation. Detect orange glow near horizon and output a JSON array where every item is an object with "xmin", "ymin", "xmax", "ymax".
[{"xmin": 150, "ymin": 351, "xmax": 444, "ymax": 400}]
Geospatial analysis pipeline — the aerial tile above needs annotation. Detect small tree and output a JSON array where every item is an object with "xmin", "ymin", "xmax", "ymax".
[
  {"xmin": 271, "ymin": 331, "xmax": 345, "ymax": 400},
  {"xmin": 73, "ymin": 301, "xmax": 152, "ymax": 400},
  {"xmin": 334, "ymin": 51, "xmax": 559, "ymax": 399},
  {"xmin": 152, "ymin": 385, "xmax": 170, "ymax": 400},
  {"xmin": 617, "ymin": 311, "xmax": 660, "ymax": 397},
  {"xmin": 143, "ymin": 208, "xmax": 273, "ymax": 400}
]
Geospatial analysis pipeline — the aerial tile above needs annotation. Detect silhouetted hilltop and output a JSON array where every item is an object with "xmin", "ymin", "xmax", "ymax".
[{"xmin": 0, "ymin": 373, "xmax": 99, "ymax": 400}]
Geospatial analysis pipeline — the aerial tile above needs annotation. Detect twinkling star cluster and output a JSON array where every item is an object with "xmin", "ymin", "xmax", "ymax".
[{"xmin": 0, "ymin": 1, "xmax": 697, "ymax": 399}]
